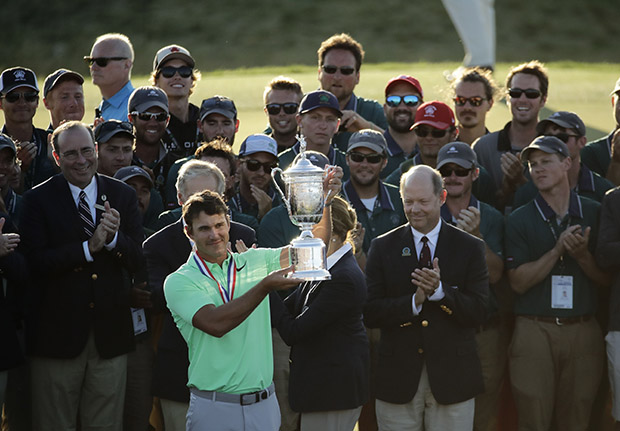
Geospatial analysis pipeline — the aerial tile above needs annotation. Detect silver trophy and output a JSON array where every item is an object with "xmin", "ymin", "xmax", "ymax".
[{"xmin": 272, "ymin": 135, "xmax": 331, "ymax": 280}]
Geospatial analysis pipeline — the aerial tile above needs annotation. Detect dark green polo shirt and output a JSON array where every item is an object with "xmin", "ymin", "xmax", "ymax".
[
  {"xmin": 278, "ymin": 143, "xmax": 350, "ymax": 182},
  {"xmin": 505, "ymin": 192, "xmax": 600, "ymax": 317},
  {"xmin": 332, "ymin": 94, "xmax": 388, "ymax": 152},
  {"xmin": 581, "ymin": 132, "xmax": 613, "ymax": 178},
  {"xmin": 257, "ymin": 205, "xmax": 300, "ymax": 248}
]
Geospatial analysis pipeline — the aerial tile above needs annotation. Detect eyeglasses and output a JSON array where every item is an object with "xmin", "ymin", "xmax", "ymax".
[
  {"xmin": 83, "ymin": 56, "xmax": 128, "ymax": 67},
  {"xmin": 386, "ymin": 95, "xmax": 421, "ymax": 108},
  {"xmin": 413, "ymin": 127, "xmax": 448, "ymax": 138},
  {"xmin": 507, "ymin": 88, "xmax": 542, "ymax": 99},
  {"xmin": 347, "ymin": 152, "xmax": 385, "ymax": 164},
  {"xmin": 60, "ymin": 147, "xmax": 95, "ymax": 161},
  {"xmin": 545, "ymin": 132, "xmax": 580, "ymax": 143},
  {"xmin": 453, "ymin": 96, "xmax": 486, "ymax": 107},
  {"xmin": 159, "ymin": 66, "xmax": 193, "ymax": 78},
  {"xmin": 131, "ymin": 112, "xmax": 169, "ymax": 122},
  {"xmin": 321, "ymin": 65, "xmax": 356, "ymax": 75},
  {"xmin": 2, "ymin": 91, "xmax": 39, "ymax": 103},
  {"xmin": 244, "ymin": 159, "xmax": 278, "ymax": 173},
  {"xmin": 266, "ymin": 103, "xmax": 299, "ymax": 115},
  {"xmin": 439, "ymin": 166, "xmax": 472, "ymax": 177}
]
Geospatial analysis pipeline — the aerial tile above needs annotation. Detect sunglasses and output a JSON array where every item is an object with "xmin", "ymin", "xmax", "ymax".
[
  {"xmin": 508, "ymin": 88, "xmax": 542, "ymax": 99},
  {"xmin": 159, "ymin": 65, "xmax": 193, "ymax": 79},
  {"xmin": 413, "ymin": 127, "xmax": 448, "ymax": 138},
  {"xmin": 453, "ymin": 96, "xmax": 485, "ymax": 107},
  {"xmin": 83, "ymin": 56, "xmax": 128, "ymax": 67},
  {"xmin": 347, "ymin": 152, "xmax": 385, "ymax": 164},
  {"xmin": 131, "ymin": 111, "xmax": 169, "ymax": 122},
  {"xmin": 321, "ymin": 65, "xmax": 356, "ymax": 75},
  {"xmin": 546, "ymin": 132, "xmax": 580, "ymax": 143},
  {"xmin": 2, "ymin": 91, "xmax": 38, "ymax": 103},
  {"xmin": 439, "ymin": 166, "xmax": 472, "ymax": 177},
  {"xmin": 386, "ymin": 95, "xmax": 421, "ymax": 108},
  {"xmin": 244, "ymin": 159, "xmax": 277, "ymax": 173},
  {"xmin": 266, "ymin": 103, "xmax": 299, "ymax": 115}
]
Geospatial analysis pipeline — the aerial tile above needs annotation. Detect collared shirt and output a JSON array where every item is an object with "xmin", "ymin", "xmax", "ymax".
[
  {"xmin": 229, "ymin": 186, "xmax": 282, "ymax": 220},
  {"xmin": 581, "ymin": 131, "xmax": 614, "ymax": 178},
  {"xmin": 67, "ymin": 176, "xmax": 118, "ymax": 260},
  {"xmin": 382, "ymin": 129, "xmax": 415, "ymax": 179},
  {"xmin": 410, "ymin": 219, "xmax": 445, "ymax": 314},
  {"xmin": 332, "ymin": 93, "xmax": 388, "ymax": 152},
  {"xmin": 99, "ymin": 81, "xmax": 134, "ymax": 122},
  {"xmin": 277, "ymin": 140, "xmax": 350, "ymax": 181}
]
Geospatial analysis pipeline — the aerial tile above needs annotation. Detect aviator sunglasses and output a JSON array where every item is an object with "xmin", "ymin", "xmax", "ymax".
[
  {"xmin": 507, "ymin": 88, "xmax": 542, "ymax": 99},
  {"xmin": 386, "ymin": 95, "xmax": 421, "ymax": 108},
  {"xmin": 2, "ymin": 91, "xmax": 38, "ymax": 103},
  {"xmin": 83, "ymin": 56, "xmax": 128, "ymax": 67},
  {"xmin": 244, "ymin": 159, "xmax": 278, "ymax": 173},
  {"xmin": 266, "ymin": 103, "xmax": 299, "ymax": 115},
  {"xmin": 453, "ymin": 96, "xmax": 485, "ymax": 107},
  {"xmin": 439, "ymin": 166, "xmax": 473, "ymax": 177},
  {"xmin": 347, "ymin": 152, "xmax": 385, "ymax": 164},
  {"xmin": 131, "ymin": 111, "xmax": 169, "ymax": 122},
  {"xmin": 159, "ymin": 66, "xmax": 193, "ymax": 79},
  {"xmin": 321, "ymin": 65, "xmax": 356, "ymax": 75}
]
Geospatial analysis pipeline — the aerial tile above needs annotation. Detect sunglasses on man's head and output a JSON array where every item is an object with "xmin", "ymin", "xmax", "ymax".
[
  {"xmin": 453, "ymin": 96, "xmax": 485, "ymax": 107},
  {"xmin": 2, "ymin": 91, "xmax": 38, "ymax": 103},
  {"xmin": 413, "ymin": 127, "xmax": 448, "ymax": 138},
  {"xmin": 159, "ymin": 66, "xmax": 193, "ymax": 79},
  {"xmin": 386, "ymin": 95, "xmax": 421, "ymax": 108},
  {"xmin": 83, "ymin": 56, "xmax": 128, "ymax": 67},
  {"xmin": 131, "ymin": 112, "xmax": 168, "ymax": 122},
  {"xmin": 321, "ymin": 65, "xmax": 356, "ymax": 75},
  {"xmin": 244, "ymin": 159, "xmax": 278, "ymax": 173},
  {"xmin": 266, "ymin": 103, "xmax": 299, "ymax": 115},
  {"xmin": 507, "ymin": 88, "xmax": 542, "ymax": 99},
  {"xmin": 347, "ymin": 152, "xmax": 385, "ymax": 164},
  {"xmin": 439, "ymin": 166, "xmax": 472, "ymax": 177}
]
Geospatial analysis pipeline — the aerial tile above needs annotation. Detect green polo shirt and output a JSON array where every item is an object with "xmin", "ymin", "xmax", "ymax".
[
  {"xmin": 257, "ymin": 205, "xmax": 300, "ymax": 248},
  {"xmin": 581, "ymin": 132, "xmax": 613, "ymax": 178},
  {"xmin": 332, "ymin": 94, "xmax": 388, "ymax": 152},
  {"xmin": 505, "ymin": 192, "xmax": 600, "ymax": 317},
  {"xmin": 278, "ymin": 143, "xmax": 350, "ymax": 182},
  {"xmin": 164, "ymin": 247, "xmax": 283, "ymax": 394}
]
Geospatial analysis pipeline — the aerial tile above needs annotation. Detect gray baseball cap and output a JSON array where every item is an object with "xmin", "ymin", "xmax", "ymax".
[
  {"xmin": 0, "ymin": 133, "xmax": 16, "ymax": 156},
  {"xmin": 114, "ymin": 166, "xmax": 153, "ymax": 188},
  {"xmin": 347, "ymin": 129, "xmax": 387, "ymax": 155},
  {"xmin": 521, "ymin": 136, "xmax": 570, "ymax": 162},
  {"xmin": 536, "ymin": 111, "xmax": 586, "ymax": 137},
  {"xmin": 437, "ymin": 142, "xmax": 477, "ymax": 170}
]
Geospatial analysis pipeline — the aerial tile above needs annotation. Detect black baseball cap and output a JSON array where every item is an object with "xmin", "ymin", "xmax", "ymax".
[
  {"xmin": 43, "ymin": 69, "xmax": 84, "ymax": 98},
  {"xmin": 521, "ymin": 136, "xmax": 570, "ymax": 162},
  {"xmin": 199, "ymin": 96, "xmax": 237, "ymax": 122},
  {"xmin": 536, "ymin": 111, "xmax": 586, "ymax": 137},
  {"xmin": 0, "ymin": 67, "xmax": 38, "ymax": 95},
  {"xmin": 128, "ymin": 86, "xmax": 169, "ymax": 114},
  {"xmin": 0, "ymin": 134, "xmax": 16, "ymax": 156},
  {"xmin": 94, "ymin": 120, "xmax": 135, "ymax": 143},
  {"xmin": 299, "ymin": 90, "xmax": 342, "ymax": 117}
]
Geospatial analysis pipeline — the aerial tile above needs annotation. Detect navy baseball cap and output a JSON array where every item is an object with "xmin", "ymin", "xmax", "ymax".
[
  {"xmin": 521, "ymin": 136, "xmax": 570, "ymax": 162},
  {"xmin": 437, "ymin": 142, "xmax": 477, "ymax": 170},
  {"xmin": 94, "ymin": 120, "xmax": 135, "ymax": 143},
  {"xmin": 536, "ymin": 111, "xmax": 586, "ymax": 137},
  {"xmin": 128, "ymin": 86, "xmax": 169, "ymax": 114},
  {"xmin": 239, "ymin": 134, "xmax": 278, "ymax": 157},
  {"xmin": 199, "ymin": 96, "xmax": 237, "ymax": 122},
  {"xmin": 0, "ymin": 67, "xmax": 39, "ymax": 95},
  {"xmin": 43, "ymin": 69, "xmax": 84, "ymax": 98},
  {"xmin": 0, "ymin": 134, "xmax": 16, "ymax": 156},
  {"xmin": 299, "ymin": 90, "xmax": 342, "ymax": 117}
]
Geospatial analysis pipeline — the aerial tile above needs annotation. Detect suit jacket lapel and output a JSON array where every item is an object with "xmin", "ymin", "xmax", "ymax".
[
  {"xmin": 399, "ymin": 224, "xmax": 418, "ymax": 268},
  {"xmin": 94, "ymin": 174, "xmax": 106, "ymax": 224}
]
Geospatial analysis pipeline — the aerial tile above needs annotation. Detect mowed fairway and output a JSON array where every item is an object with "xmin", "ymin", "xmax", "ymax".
[{"xmin": 29, "ymin": 61, "xmax": 620, "ymax": 151}]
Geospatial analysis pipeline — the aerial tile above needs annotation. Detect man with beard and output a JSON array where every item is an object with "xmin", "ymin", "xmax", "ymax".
[
  {"xmin": 317, "ymin": 33, "xmax": 387, "ymax": 152},
  {"xmin": 263, "ymin": 76, "xmax": 303, "ymax": 153},
  {"xmin": 128, "ymin": 86, "xmax": 180, "ymax": 206},
  {"xmin": 472, "ymin": 60, "xmax": 549, "ymax": 212},
  {"xmin": 437, "ymin": 142, "xmax": 507, "ymax": 431},
  {"xmin": 382, "ymin": 75, "xmax": 423, "ymax": 179},
  {"xmin": 229, "ymin": 134, "xmax": 282, "ymax": 221},
  {"xmin": 451, "ymin": 68, "xmax": 497, "ymax": 146},
  {"xmin": 43, "ymin": 69, "xmax": 85, "ymax": 131}
]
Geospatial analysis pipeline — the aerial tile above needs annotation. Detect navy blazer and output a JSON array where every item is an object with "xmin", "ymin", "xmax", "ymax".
[
  {"xmin": 271, "ymin": 249, "xmax": 369, "ymax": 412},
  {"xmin": 145, "ymin": 218, "xmax": 256, "ymax": 402},
  {"xmin": 364, "ymin": 222, "xmax": 489, "ymax": 405},
  {"xmin": 20, "ymin": 174, "xmax": 144, "ymax": 359}
]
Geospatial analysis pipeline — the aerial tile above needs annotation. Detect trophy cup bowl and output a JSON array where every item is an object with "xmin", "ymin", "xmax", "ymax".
[{"xmin": 272, "ymin": 153, "xmax": 331, "ymax": 281}]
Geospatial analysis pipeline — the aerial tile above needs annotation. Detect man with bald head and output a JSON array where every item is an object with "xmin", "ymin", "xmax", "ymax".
[
  {"xmin": 364, "ymin": 164, "xmax": 488, "ymax": 430},
  {"xmin": 85, "ymin": 33, "xmax": 135, "ymax": 122}
]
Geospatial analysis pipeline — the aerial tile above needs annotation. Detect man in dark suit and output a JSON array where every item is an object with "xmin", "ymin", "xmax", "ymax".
[
  {"xmin": 144, "ymin": 159, "xmax": 255, "ymax": 431},
  {"xmin": 19, "ymin": 121, "xmax": 144, "ymax": 431},
  {"xmin": 364, "ymin": 164, "xmax": 489, "ymax": 430}
]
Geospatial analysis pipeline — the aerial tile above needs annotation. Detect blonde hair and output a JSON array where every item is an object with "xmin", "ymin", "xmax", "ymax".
[{"xmin": 330, "ymin": 196, "xmax": 358, "ymax": 253}]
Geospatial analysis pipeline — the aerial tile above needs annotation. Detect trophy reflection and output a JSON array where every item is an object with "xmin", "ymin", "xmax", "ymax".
[{"xmin": 272, "ymin": 135, "xmax": 331, "ymax": 280}]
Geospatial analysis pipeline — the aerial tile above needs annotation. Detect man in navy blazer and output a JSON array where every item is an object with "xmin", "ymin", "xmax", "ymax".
[
  {"xmin": 20, "ymin": 121, "xmax": 144, "ymax": 431},
  {"xmin": 364, "ymin": 165, "xmax": 489, "ymax": 430},
  {"xmin": 144, "ymin": 159, "xmax": 255, "ymax": 430}
]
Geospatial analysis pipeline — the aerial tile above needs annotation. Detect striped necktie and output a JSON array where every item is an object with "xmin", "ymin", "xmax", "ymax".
[{"xmin": 78, "ymin": 191, "xmax": 95, "ymax": 237}]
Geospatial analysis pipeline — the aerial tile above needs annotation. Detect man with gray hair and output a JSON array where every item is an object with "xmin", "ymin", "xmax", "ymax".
[
  {"xmin": 85, "ymin": 33, "xmax": 135, "ymax": 122},
  {"xmin": 144, "ymin": 160, "xmax": 256, "ymax": 431}
]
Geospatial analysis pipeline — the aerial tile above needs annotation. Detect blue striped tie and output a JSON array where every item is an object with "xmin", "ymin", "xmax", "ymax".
[{"xmin": 78, "ymin": 191, "xmax": 95, "ymax": 237}]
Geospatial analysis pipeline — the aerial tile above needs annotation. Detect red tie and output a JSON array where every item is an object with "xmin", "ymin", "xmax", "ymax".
[{"xmin": 419, "ymin": 236, "xmax": 432, "ymax": 269}]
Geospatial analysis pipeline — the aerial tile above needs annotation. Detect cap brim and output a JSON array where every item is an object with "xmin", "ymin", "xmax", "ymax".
[
  {"xmin": 132, "ymin": 101, "xmax": 169, "ymax": 114},
  {"xmin": 521, "ymin": 145, "xmax": 557, "ymax": 161},
  {"xmin": 2, "ymin": 83, "xmax": 38, "ymax": 95},
  {"xmin": 116, "ymin": 172, "xmax": 153, "ymax": 188},
  {"xmin": 412, "ymin": 120, "xmax": 450, "ymax": 130},
  {"xmin": 0, "ymin": 143, "xmax": 16, "ymax": 155},
  {"xmin": 299, "ymin": 106, "xmax": 342, "ymax": 118},
  {"xmin": 436, "ymin": 157, "xmax": 474, "ymax": 170},
  {"xmin": 156, "ymin": 53, "xmax": 195, "ymax": 70},
  {"xmin": 97, "ymin": 130, "xmax": 134, "ymax": 143},
  {"xmin": 536, "ymin": 118, "xmax": 574, "ymax": 135},
  {"xmin": 347, "ymin": 142, "xmax": 385, "ymax": 154},
  {"xmin": 45, "ymin": 72, "xmax": 84, "ymax": 97},
  {"xmin": 200, "ymin": 108, "xmax": 235, "ymax": 122}
]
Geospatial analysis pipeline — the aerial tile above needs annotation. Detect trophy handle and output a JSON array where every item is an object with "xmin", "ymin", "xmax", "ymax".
[{"xmin": 271, "ymin": 167, "xmax": 292, "ymax": 216}]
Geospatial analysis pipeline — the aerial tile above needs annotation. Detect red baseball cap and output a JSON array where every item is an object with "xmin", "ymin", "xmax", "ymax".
[
  {"xmin": 412, "ymin": 101, "xmax": 455, "ymax": 130},
  {"xmin": 385, "ymin": 75, "xmax": 423, "ymax": 98}
]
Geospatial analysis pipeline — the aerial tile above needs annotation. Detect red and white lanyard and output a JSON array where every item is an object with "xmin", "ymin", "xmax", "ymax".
[{"xmin": 193, "ymin": 251, "xmax": 237, "ymax": 303}]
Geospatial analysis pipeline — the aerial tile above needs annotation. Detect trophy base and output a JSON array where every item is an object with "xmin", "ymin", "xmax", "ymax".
[
  {"xmin": 288, "ymin": 268, "xmax": 331, "ymax": 281},
  {"xmin": 289, "ymin": 236, "xmax": 331, "ymax": 281}
]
